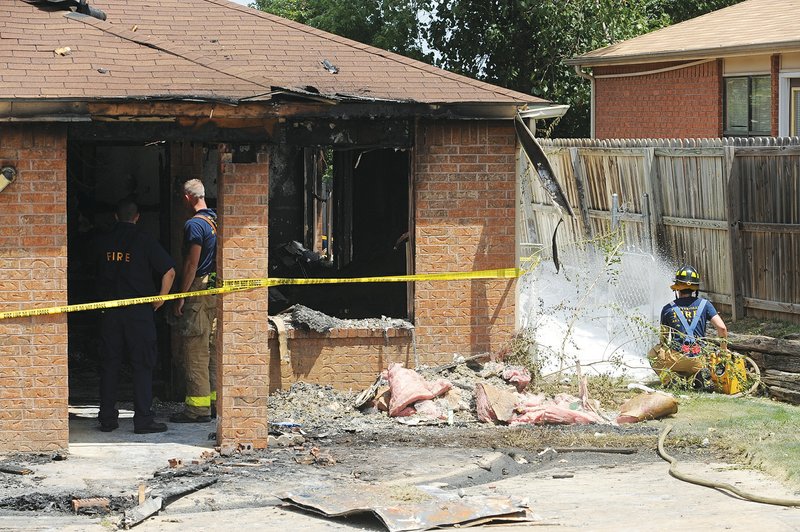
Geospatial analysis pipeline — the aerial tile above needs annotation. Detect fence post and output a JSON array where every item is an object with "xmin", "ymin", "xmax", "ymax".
[
  {"xmin": 569, "ymin": 147, "xmax": 593, "ymax": 240},
  {"xmin": 641, "ymin": 147, "xmax": 665, "ymax": 255},
  {"xmin": 724, "ymin": 146, "xmax": 745, "ymax": 321}
]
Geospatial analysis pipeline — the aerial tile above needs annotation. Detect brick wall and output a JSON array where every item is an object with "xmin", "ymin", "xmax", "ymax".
[
  {"xmin": 594, "ymin": 60, "xmax": 722, "ymax": 139},
  {"xmin": 413, "ymin": 121, "xmax": 517, "ymax": 366},
  {"xmin": 0, "ymin": 124, "xmax": 69, "ymax": 451},
  {"xmin": 771, "ymin": 54, "xmax": 780, "ymax": 137},
  {"xmin": 267, "ymin": 328, "xmax": 413, "ymax": 392},
  {"xmin": 216, "ymin": 146, "xmax": 271, "ymax": 449}
]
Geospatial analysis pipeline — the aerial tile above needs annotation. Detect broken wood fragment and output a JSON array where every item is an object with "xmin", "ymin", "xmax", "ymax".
[
  {"xmin": 429, "ymin": 352, "xmax": 491, "ymax": 374},
  {"xmin": 122, "ymin": 496, "xmax": 163, "ymax": 529},
  {"xmin": 268, "ymin": 315, "xmax": 290, "ymax": 363},
  {"xmin": 0, "ymin": 464, "xmax": 32, "ymax": 475},
  {"xmin": 474, "ymin": 383, "xmax": 518, "ymax": 423},
  {"xmin": 156, "ymin": 477, "xmax": 218, "ymax": 505},
  {"xmin": 153, "ymin": 463, "xmax": 209, "ymax": 479}
]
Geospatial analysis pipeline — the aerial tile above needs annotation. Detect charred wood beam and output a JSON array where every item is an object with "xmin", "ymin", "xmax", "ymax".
[
  {"xmin": 282, "ymin": 118, "xmax": 412, "ymax": 148},
  {"xmin": 67, "ymin": 121, "xmax": 272, "ymax": 143}
]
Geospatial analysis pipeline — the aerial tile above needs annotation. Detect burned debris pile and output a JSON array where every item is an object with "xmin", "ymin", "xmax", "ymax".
[
  {"xmin": 268, "ymin": 358, "xmax": 677, "ymax": 437},
  {"xmin": 276, "ymin": 304, "xmax": 413, "ymax": 333}
]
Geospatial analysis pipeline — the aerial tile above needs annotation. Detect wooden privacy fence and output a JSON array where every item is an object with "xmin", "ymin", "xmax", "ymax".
[{"xmin": 520, "ymin": 137, "xmax": 800, "ymax": 322}]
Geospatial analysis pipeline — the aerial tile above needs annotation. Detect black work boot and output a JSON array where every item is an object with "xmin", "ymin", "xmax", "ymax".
[{"xmin": 134, "ymin": 422, "xmax": 168, "ymax": 434}]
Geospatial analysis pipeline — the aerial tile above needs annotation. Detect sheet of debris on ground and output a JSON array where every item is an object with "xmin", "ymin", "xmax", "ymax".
[{"xmin": 0, "ymin": 358, "xmax": 708, "ymax": 530}]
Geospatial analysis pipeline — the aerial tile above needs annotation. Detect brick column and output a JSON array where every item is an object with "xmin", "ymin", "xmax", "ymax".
[
  {"xmin": 216, "ymin": 146, "xmax": 270, "ymax": 448},
  {"xmin": 0, "ymin": 124, "xmax": 68, "ymax": 451},
  {"xmin": 771, "ymin": 54, "xmax": 780, "ymax": 137},
  {"xmin": 414, "ymin": 121, "xmax": 517, "ymax": 366}
]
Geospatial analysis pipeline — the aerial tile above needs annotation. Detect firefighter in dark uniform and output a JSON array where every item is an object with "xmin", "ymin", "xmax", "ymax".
[
  {"xmin": 93, "ymin": 198, "xmax": 175, "ymax": 434},
  {"xmin": 648, "ymin": 265, "xmax": 728, "ymax": 389}
]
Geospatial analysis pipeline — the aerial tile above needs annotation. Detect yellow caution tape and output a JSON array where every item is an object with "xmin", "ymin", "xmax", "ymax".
[{"xmin": 0, "ymin": 267, "xmax": 522, "ymax": 321}]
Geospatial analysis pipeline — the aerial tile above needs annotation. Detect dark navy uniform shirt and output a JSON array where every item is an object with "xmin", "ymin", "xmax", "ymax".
[
  {"xmin": 94, "ymin": 222, "xmax": 175, "ymax": 318},
  {"xmin": 660, "ymin": 296, "xmax": 718, "ymax": 350},
  {"xmin": 183, "ymin": 208, "xmax": 217, "ymax": 277}
]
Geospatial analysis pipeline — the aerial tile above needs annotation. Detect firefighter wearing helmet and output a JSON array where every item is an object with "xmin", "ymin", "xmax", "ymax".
[{"xmin": 648, "ymin": 265, "xmax": 729, "ymax": 390}]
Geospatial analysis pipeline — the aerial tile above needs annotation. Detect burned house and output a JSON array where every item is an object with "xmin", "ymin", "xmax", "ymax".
[{"xmin": 0, "ymin": 0, "xmax": 566, "ymax": 451}]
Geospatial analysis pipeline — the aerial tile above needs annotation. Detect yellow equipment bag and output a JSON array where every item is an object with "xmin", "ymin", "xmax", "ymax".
[
  {"xmin": 647, "ymin": 346, "xmax": 705, "ymax": 385},
  {"xmin": 710, "ymin": 351, "xmax": 748, "ymax": 395}
]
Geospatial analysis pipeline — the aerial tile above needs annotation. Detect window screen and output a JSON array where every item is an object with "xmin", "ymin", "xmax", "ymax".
[
  {"xmin": 724, "ymin": 75, "xmax": 772, "ymax": 136},
  {"xmin": 750, "ymin": 76, "xmax": 771, "ymax": 134},
  {"xmin": 725, "ymin": 78, "xmax": 748, "ymax": 134},
  {"xmin": 792, "ymin": 88, "xmax": 800, "ymax": 136}
]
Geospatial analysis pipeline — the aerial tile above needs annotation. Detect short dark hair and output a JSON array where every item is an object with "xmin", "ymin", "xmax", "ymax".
[{"xmin": 116, "ymin": 197, "xmax": 139, "ymax": 222}]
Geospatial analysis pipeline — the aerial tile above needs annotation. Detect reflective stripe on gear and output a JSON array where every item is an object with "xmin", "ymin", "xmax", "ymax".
[
  {"xmin": 210, "ymin": 391, "xmax": 217, "ymax": 401},
  {"xmin": 185, "ymin": 395, "xmax": 211, "ymax": 407}
]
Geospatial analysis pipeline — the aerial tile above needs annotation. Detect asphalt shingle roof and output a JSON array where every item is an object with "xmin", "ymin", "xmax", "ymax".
[
  {"xmin": 1, "ymin": 0, "xmax": 546, "ymax": 105},
  {"xmin": 568, "ymin": 0, "xmax": 800, "ymax": 67}
]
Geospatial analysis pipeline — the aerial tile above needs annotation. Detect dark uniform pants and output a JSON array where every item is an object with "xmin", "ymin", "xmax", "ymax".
[{"xmin": 99, "ymin": 307, "xmax": 158, "ymax": 429}]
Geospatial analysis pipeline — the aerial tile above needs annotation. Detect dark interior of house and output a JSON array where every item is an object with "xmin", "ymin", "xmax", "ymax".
[
  {"xmin": 267, "ymin": 145, "xmax": 410, "ymax": 319},
  {"xmin": 65, "ymin": 136, "xmax": 411, "ymax": 406},
  {"xmin": 66, "ymin": 141, "xmax": 177, "ymax": 403}
]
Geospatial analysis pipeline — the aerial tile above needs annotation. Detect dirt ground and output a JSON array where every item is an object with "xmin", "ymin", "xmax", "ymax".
[{"xmin": 1, "ymin": 364, "xmax": 800, "ymax": 531}]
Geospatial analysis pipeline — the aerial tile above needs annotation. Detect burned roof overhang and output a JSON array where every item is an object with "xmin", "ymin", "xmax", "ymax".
[
  {"xmin": 0, "ymin": 101, "xmax": 91, "ymax": 122},
  {"xmin": 273, "ymin": 100, "xmax": 564, "ymax": 121}
]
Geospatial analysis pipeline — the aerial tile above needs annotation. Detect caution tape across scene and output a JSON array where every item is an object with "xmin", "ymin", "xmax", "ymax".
[{"xmin": 0, "ymin": 268, "xmax": 522, "ymax": 320}]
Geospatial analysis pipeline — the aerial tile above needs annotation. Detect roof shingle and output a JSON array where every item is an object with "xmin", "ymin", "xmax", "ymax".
[
  {"xmin": 569, "ymin": 0, "xmax": 800, "ymax": 67},
  {"xmin": 1, "ymin": 0, "xmax": 546, "ymax": 106}
]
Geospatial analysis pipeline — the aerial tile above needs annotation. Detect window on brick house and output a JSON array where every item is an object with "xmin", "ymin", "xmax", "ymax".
[
  {"xmin": 724, "ymin": 75, "xmax": 771, "ymax": 136},
  {"xmin": 269, "ymin": 145, "xmax": 411, "ymax": 319},
  {"xmin": 792, "ymin": 87, "xmax": 800, "ymax": 136}
]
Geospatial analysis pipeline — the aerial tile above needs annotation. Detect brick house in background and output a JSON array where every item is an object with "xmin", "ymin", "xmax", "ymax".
[
  {"xmin": 566, "ymin": 0, "xmax": 800, "ymax": 139},
  {"xmin": 0, "ymin": 0, "xmax": 566, "ymax": 451}
]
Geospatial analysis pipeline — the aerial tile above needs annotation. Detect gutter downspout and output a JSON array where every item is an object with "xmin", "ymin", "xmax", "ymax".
[{"xmin": 574, "ymin": 65, "xmax": 595, "ymax": 138}]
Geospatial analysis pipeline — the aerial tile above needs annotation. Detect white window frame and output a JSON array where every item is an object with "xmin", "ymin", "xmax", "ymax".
[{"xmin": 779, "ymin": 71, "xmax": 800, "ymax": 137}]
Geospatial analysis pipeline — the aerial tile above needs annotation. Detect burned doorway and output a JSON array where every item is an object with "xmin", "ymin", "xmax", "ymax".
[
  {"xmin": 66, "ymin": 141, "xmax": 173, "ymax": 407},
  {"xmin": 269, "ymin": 146, "xmax": 411, "ymax": 319}
]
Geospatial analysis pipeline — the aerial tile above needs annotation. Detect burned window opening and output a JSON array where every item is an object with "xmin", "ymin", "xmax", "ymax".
[{"xmin": 269, "ymin": 145, "xmax": 411, "ymax": 320}]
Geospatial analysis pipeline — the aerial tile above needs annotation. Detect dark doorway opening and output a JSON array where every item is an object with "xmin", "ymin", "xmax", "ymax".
[
  {"xmin": 268, "ymin": 146, "xmax": 411, "ymax": 319},
  {"xmin": 66, "ymin": 141, "xmax": 173, "ymax": 405}
]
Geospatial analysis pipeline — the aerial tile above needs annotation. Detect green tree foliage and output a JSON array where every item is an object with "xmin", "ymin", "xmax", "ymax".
[
  {"xmin": 427, "ymin": 1, "xmax": 675, "ymax": 137},
  {"xmin": 254, "ymin": 0, "xmax": 747, "ymax": 137},
  {"xmin": 651, "ymin": 0, "xmax": 745, "ymax": 23},
  {"xmin": 252, "ymin": 0, "xmax": 433, "ymax": 61}
]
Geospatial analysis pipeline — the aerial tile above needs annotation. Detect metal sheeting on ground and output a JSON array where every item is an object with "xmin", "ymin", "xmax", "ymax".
[{"xmin": 276, "ymin": 485, "xmax": 537, "ymax": 531}]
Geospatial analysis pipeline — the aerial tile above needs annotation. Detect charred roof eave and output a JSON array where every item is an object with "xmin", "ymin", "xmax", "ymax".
[
  {"xmin": 0, "ymin": 97, "xmax": 563, "ymax": 124},
  {"xmin": 274, "ymin": 101, "xmax": 562, "ymax": 121},
  {"xmin": 0, "ymin": 101, "xmax": 91, "ymax": 122}
]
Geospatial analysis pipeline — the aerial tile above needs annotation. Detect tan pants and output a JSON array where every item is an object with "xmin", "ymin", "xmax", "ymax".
[
  {"xmin": 178, "ymin": 276, "xmax": 217, "ymax": 417},
  {"xmin": 648, "ymin": 345, "xmax": 705, "ymax": 385}
]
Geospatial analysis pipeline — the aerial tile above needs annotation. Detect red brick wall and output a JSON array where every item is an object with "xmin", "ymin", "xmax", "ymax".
[
  {"xmin": 594, "ymin": 60, "xmax": 722, "ymax": 139},
  {"xmin": 0, "ymin": 124, "xmax": 69, "ymax": 451},
  {"xmin": 771, "ymin": 54, "xmax": 780, "ymax": 137},
  {"xmin": 216, "ymin": 146, "xmax": 271, "ymax": 449},
  {"xmin": 267, "ymin": 328, "xmax": 413, "ymax": 392},
  {"xmin": 413, "ymin": 121, "xmax": 517, "ymax": 366}
]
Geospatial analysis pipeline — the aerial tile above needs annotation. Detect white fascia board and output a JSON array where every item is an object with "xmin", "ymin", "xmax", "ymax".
[{"xmin": 518, "ymin": 104, "xmax": 570, "ymax": 120}]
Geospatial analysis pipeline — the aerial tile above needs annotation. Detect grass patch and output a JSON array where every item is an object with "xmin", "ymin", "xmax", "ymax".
[
  {"xmin": 664, "ymin": 393, "xmax": 800, "ymax": 489},
  {"xmin": 728, "ymin": 317, "xmax": 800, "ymax": 338},
  {"xmin": 500, "ymin": 427, "xmax": 659, "ymax": 451}
]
